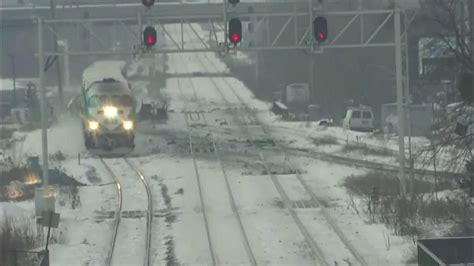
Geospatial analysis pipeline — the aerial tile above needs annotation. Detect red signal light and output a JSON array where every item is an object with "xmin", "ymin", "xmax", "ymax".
[
  {"xmin": 231, "ymin": 33, "xmax": 240, "ymax": 43},
  {"xmin": 313, "ymin": 16, "xmax": 328, "ymax": 42},
  {"xmin": 142, "ymin": 0, "xmax": 154, "ymax": 7},
  {"xmin": 143, "ymin": 26, "xmax": 157, "ymax": 47},
  {"xmin": 228, "ymin": 18, "xmax": 242, "ymax": 44},
  {"xmin": 147, "ymin": 36, "xmax": 154, "ymax": 45}
]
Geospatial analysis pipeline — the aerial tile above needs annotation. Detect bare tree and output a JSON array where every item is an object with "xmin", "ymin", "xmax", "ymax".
[
  {"xmin": 417, "ymin": 0, "xmax": 473, "ymax": 195},
  {"xmin": 420, "ymin": 0, "xmax": 472, "ymax": 71}
]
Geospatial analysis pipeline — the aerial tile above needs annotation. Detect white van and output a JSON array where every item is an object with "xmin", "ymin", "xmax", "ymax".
[{"xmin": 343, "ymin": 107, "xmax": 374, "ymax": 132}]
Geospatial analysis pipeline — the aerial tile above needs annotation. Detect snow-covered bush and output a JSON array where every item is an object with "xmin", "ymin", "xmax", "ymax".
[
  {"xmin": 343, "ymin": 172, "xmax": 471, "ymax": 237},
  {"xmin": 0, "ymin": 206, "xmax": 40, "ymax": 265}
]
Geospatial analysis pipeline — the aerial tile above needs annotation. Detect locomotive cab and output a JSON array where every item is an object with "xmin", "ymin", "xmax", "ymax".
[{"xmin": 81, "ymin": 61, "xmax": 136, "ymax": 153}]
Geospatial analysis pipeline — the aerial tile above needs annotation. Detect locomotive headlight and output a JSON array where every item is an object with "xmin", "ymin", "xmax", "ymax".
[
  {"xmin": 103, "ymin": 106, "xmax": 118, "ymax": 118},
  {"xmin": 123, "ymin": 120, "xmax": 134, "ymax": 130},
  {"xmin": 88, "ymin": 121, "xmax": 99, "ymax": 130}
]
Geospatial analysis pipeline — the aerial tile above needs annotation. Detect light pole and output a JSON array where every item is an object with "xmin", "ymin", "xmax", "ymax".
[
  {"xmin": 366, "ymin": 7, "xmax": 408, "ymax": 199},
  {"xmin": 469, "ymin": 0, "xmax": 473, "ymax": 199},
  {"xmin": 49, "ymin": 0, "xmax": 64, "ymax": 108},
  {"xmin": 35, "ymin": 16, "xmax": 55, "ymax": 220},
  {"xmin": 57, "ymin": 40, "xmax": 70, "ymax": 88},
  {"xmin": 8, "ymin": 54, "xmax": 17, "ymax": 107},
  {"xmin": 403, "ymin": 11, "xmax": 415, "ymax": 199},
  {"xmin": 38, "ymin": 17, "xmax": 49, "ymax": 188},
  {"xmin": 395, "ymin": 7, "xmax": 407, "ymax": 198}
]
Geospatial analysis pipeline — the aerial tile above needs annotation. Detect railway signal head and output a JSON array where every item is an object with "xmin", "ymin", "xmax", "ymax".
[
  {"xmin": 142, "ymin": 0, "xmax": 154, "ymax": 7},
  {"xmin": 228, "ymin": 18, "xmax": 242, "ymax": 44},
  {"xmin": 313, "ymin": 16, "xmax": 328, "ymax": 42},
  {"xmin": 143, "ymin": 26, "xmax": 157, "ymax": 47}
]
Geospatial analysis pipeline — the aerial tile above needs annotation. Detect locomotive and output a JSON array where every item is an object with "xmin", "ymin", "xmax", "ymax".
[{"xmin": 80, "ymin": 61, "xmax": 136, "ymax": 152}]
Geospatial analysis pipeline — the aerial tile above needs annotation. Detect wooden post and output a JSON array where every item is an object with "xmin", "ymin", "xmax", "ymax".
[{"xmin": 45, "ymin": 211, "xmax": 53, "ymax": 250}]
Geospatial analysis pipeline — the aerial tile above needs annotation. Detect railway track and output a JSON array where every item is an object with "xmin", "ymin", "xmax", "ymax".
[
  {"xmin": 100, "ymin": 157, "xmax": 153, "ymax": 266},
  {"xmin": 287, "ymin": 145, "xmax": 460, "ymax": 179},
  {"xmin": 175, "ymin": 73, "xmax": 217, "ymax": 265},
  {"xmin": 189, "ymin": 52, "xmax": 458, "ymax": 179},
  {"xmin": 176, "ymin": 59, "xmax": 257, "ymax": 265},
  {"xmin": 195, "ymin": 51, "xmax": 368, "ymax": 265}
]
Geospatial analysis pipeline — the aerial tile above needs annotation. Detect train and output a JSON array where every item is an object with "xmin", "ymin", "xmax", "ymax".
[{"xmin": 80, "ymin": 60, "xmax": 136, "ymax": 152}]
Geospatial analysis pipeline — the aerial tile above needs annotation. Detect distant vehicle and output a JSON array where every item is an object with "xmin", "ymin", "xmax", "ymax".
[
  {"xmin": 382, "ymin": 103, "xmax": 433, "ymax": 136},
  {"xmin": 80, "ymin": 61, "xmax": 136, "ymax": 152},
  {"xmin": 139, "ymin": 98, "xmax": 168, "ymax": 121},
  {"xmin": 271, "ymin": 101, "xmax": 289, "ymax": 118},
  {"xmin": 272, "ymin": 83, "xmax": 310, "ymax": 121},
  {"xmin": 447, "ymin": 102, "xmax": 474, "ymax": 137},
  {"xmin": 285, "ymin": 83, "xmax": 310, "ymax": 113},
  {"xmin": 343, "ymin": 106, "xmax": 374, "ymax": 132}
]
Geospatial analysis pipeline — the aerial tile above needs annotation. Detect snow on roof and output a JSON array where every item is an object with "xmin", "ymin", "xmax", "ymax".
[
  {"xmin": 82, "ymin": 60, "xmax": 128, "ymax": 85},
  {"xmin": 418, "ymin": 37, "xmax": 455, "ymax": 59},
  {"xmin": 447, "ymin": 102, "xmax": 462, "ymax": 109},
  {"xmin": 0, "ymin": 79, "xmax": 15, "ymax": 91},
  {"xmin": 1, "ymin": 78, "xmax": 39, "ymax": 92},
  {"xmin": 274, "ymin": 101, "xmax": 288, "ymax": 109},
  {"xmin": 87, "ymin": 81, "xmax": 131, "ymax": 96},
  {"xmin": 286, "ymin": 83, "xmax": 309, "ymax": 89},
  {"xmin": 348, "ymin": 105, "xmax": 373, "ymax": 111}
]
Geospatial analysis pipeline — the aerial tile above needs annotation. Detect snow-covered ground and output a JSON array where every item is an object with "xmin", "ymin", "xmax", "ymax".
[{"xmin": 0, "ymin": 21, "xmax": 432, "ymax": 266}]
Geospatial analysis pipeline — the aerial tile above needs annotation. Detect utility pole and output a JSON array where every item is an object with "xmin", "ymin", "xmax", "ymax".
[
  {"xmin": 309, "ymin": 0, "xmax": 314, "ymax": 102},
  {"xmin": 309, "ymin": 53, "xmax": 315, "ymax": 102},
  {"xmin": 38, "ymin": 17, "xmax": 49, "ymax": 187},
  {"xmin": 50, "ymin": 0, "xmax": 64, "ymax": 108},
  {"xmin": 8, "ymin": 54, "xmax": 17, "ymax": 107},
  {"xmin": 469, "ymin": 0, "xmax": 473, "ymax": 198},
  {"xmin": 223, "ymin": 0, "xmax": 228, "ymax": 50},
  {"xmin": 255, "ymin": 51, "xmax": 260, "ymax": 90},
  {"xmin": 470, "ymin": 0, "xmax": 473, "ymax": 72},
  {"xmin": 57, "ymin": 40, "xmax": 70, "ymax": 88},
  {"xmin": 403, "ymin": 11, "xmax": 414, "ymax": 199},
  {"xmin": 395, "ymin": 7, "xmax": 406, "ymax": 198},
  {"xmin": 63, "ymin": 41, "xmax": 70, "ymax": 88}
]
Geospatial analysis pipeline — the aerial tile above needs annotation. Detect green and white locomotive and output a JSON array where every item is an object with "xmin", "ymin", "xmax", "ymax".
[{"xmin": 80, "ymin": 61, "xmax": 136, "ymax": 152}]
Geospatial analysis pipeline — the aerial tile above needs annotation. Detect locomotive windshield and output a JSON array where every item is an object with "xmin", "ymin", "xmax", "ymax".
[
  {"xmin": 86, "ymin": 80, "xmax": 133, "ymax": 108},
  {"xmin": 88, "ymin": 95, "xmax": 133, "ymax": 108}
]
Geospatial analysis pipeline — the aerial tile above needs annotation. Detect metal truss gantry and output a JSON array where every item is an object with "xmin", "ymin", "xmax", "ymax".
[{"xmin": 2, "ymin": 0, "xmax": 410, "ymax": 55}]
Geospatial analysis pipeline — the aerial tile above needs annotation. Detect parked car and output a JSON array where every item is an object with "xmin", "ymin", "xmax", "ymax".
[
  {"xmin": 343, "ymin": 106, "xmax": 374, "ymax": 132},
  {"xmin": 271, "ymin": 101, "xmax": 289, "ymax": 118}
]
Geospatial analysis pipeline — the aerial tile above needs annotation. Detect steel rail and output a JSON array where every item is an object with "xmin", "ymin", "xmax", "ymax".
[
  {"xmin": 193, "ymin": 53, "xmax": 326, "ymax": 266},
  {"xmin": 101, "ymin": 157, "xmax": 153, "ymax": 266},
  {"xmin": 176, "ymin": 32, "xmax": 256, "ymax": 264},
  {"xmin": 100, "ymin": 157, "xmax": 123, "ymax": 266},
  {"xmin": 183, "ymin": 61, "xmax": 258, "ymax": 265},
  {"xmin": 214, "ymin": 68, "xmax": 368, "ymax": 265},
  {"xmin": 123, "ymin": 158, "xmax": 153, "ymax": 266},
  {"xmin": 176, "ymin": 75, "xmax": 217, "ymax": 266},
  {"xmin": 198, "ymin": 50, "xmax": 371, "ymax": 265}
]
